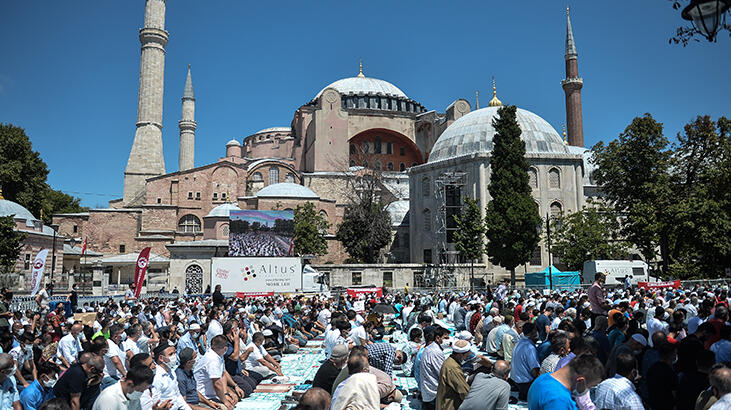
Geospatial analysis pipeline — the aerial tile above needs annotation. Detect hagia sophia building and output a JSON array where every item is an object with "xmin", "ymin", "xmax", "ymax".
[{"xmin": 27, "ymin": 0, "xmax": 599, "ymax": 293}]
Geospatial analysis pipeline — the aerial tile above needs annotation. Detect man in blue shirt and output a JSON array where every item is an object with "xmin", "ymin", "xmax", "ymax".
[
  {"xmin": 176, "ymin": 323, "xmax": 202, "ymax": 355},
  {"xmin": 527, "ymin": 352, "xmax": 604, "ymax": 410},
  {"xmin": 19, "ymin": 362, "xmax": 59, "ymax": 410},
  {"xmin": 0, "ymin": 353, "xmax": 20, "ymax": 410},
  {"xmin": 510, "ymin": 322, "xmax": 540, "ymax": 401}
]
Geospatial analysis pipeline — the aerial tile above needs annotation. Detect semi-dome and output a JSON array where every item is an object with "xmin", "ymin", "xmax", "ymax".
[
  {"xmin": 315, "ymin": 76, "xmax": 407, "ymax": 100},
  {"xmin": 256, "ymin": 183, "xmax": 319, "ymax": 199},
  {"xmin": 206, "ymin": 202, "xmax": 242, "ymax": 218},
  {"xmin": 428, "ymin": 106, "xmax": 570, "ymax": 163}
]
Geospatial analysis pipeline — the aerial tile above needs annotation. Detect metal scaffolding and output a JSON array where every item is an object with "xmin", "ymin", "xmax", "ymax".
[{"xmin": 425, "ymin": 171, "xmax": 466, "ymax": 288}]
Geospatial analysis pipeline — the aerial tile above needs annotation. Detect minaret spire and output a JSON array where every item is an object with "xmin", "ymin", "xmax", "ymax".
[
  {"xmin": 475, "ymin": 90, "xmax": 480, "ymax": 109},
  {"xmin": 562, "ymin": 6, "xmax": 584, "ymax": 147},
  {"xmin": 123, "ymin": 0, "xmax": 169, "ymax": 206},
  {"xmin": 179, "ymin": 65, "xmax": 197, "ymax": 171}
]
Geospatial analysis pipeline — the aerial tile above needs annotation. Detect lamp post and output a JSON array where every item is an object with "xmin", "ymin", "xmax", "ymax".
[
  {"xmin": 682, "ymin": 0, "xmax": 731, "ymax": 42},
  {"xmin": 50, "ymin": 224, "xmax": 59, "ymax": 283},
  {"xmin": 546, "ymin": 213, "xmax": 553, "ymax": 292}
]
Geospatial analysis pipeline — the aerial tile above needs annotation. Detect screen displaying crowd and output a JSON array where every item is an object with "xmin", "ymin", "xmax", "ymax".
[
  {"xmin": 0, "ymin": 272, "xmax": 730, "ymax": 410},
  {"xmin": 228, "ymin": 210, "xmax": 294, "ymax": 257}
]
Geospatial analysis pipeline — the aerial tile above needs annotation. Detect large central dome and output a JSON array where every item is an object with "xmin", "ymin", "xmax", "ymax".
[
  {"xmin": 428, "ymin": 106, "xmax": 570, "ymax": 163},
  {"xmin": 315, "ymin": 76, "xmax": 408, "ymax": 100}
]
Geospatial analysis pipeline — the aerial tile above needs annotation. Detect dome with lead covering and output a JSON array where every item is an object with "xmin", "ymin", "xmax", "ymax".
[
  {"xmin": 0, "ymin": 199, "xmax": 39, "ymax": 227},
  {"xmin": 315, "ymin": 77, "xmax": 408, "ymax": 100},
  {"xmin": 206, "ymin": 202, "xmax": 242, "ymax": 218},
  {"xmin": 256, "ymin": 183, "xmax": 319, "ymax": 199},
  {"xmin": 428, "ymin": 106, "xmax": 570, "ymax": 163}
]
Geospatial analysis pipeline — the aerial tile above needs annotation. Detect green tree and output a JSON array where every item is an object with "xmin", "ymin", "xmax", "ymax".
[
  {"xmin": 294, "ymin": 202, "xmax": 330, "ymax": 257},
  {"xmin": 0, "ymin": 215, "xmax": 26, "ymax": 273},
  {"xmin": 592, "ymin": 114, "xmax": 674, "ymax": 274},
  {"xmin": 484, "ymin": 105, "xmax": 541, "ymax": 286},
  {"xmin": 0, "ymin": 123, "xmax": 86, "ymax": 224},
  {"xmin": 551, "ymin": 204, "xmax": 630, "ymax": 271},
  {"xmin": 336, "ymin": 171, "xmax": 392, "ymax": 263},
  {"xmin": 453, "ymin": 196, "xmax": 485, "ymax": 291}
]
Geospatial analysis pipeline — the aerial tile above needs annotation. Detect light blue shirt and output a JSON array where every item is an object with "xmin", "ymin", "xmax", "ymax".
[
  {"xmin": 0, "ymin": 376, "xmax": 19, "ymax": 410},
  {"xmin": 510, "ymin": 336, "xmax": 539, "ymax": 383},
  {"xmin": 177, "ymin": 332, "xmax": 200, "ymax": 355}
]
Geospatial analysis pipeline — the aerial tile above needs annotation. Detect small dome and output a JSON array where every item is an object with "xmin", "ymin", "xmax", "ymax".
[
  {"xmin": 385, "ymin": 200, "xmax": 410, "ymax": 226},
  {"xmin": 256, "ymin": 183, "xmax": 318, "ymax": 199},
  {"xmin": 315, "ymin": 76, "xmax": 407, "ymax": 100},
  {"xmin": 226, "ymin": 139, "xmax": 241, "ymax": 146},
  {"xmin": 428, "ymin": 106, "xmax": 569, "ymax": 163},
  {"xmin": 0, "ymin": 199, "xmax": 38, "ymax": 222},
  {"xmin": 206, "ymin": 202, "xmax": 242, "ymax": 218}
]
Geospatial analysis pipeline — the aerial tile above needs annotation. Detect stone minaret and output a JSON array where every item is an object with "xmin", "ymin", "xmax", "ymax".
[
  {"xmin": 179, "ymin": 65, "xmax": 196, "ymax": 171},
  {"xmin": 561, "ymin": 7, "xmax": 584, "ymax": 147},
  {"xmin": 123, "ymin": 0, "xmax": 168, "ymax": 206}
]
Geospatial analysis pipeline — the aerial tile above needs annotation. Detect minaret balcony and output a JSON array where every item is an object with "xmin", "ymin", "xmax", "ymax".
[{"xmin": 561, "ymin": 77, "xmax": 583, "ymax": 89}]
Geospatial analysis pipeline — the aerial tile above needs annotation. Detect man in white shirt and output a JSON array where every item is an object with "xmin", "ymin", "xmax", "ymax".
[
  {"xmin": 194, "ymin": 335, "xmax": 244, "ymax": 409},
  {"xmin": 57, "ymin": 323, "xmax": 84, "ymax": 368},
  {"xmin": 317, "ymin": 305, "xmax": 332, "ymax": 328},
  {"xmin": 244, "ymin": 332, "xmax": 282, "ymax": 378},
  {"xmin": 92, "ymin": 365, "xmax": 170, "ymax": 410},
  {"xmin": 104, "ymin": 325, "xmax": 128, "ymax": 387},
  {"xmin": 205, "ymin": 311, "xmax": 223, "ymax": 350},
  {"xmin": 647, "ymin": 307, "xmax": 669, "ymax": 347},
  {"xmin": 152, "ymin": 345, "xmax": 191, "ymax": 410},
  {"xmin": 122, "ymin": 325, "xmax": 142, "ymax": 365}
]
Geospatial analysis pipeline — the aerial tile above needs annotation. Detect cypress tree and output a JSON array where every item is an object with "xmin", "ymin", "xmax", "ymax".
[{"xmin": 484, "ymin": 105, "xmax": 541, "ymax": 286}]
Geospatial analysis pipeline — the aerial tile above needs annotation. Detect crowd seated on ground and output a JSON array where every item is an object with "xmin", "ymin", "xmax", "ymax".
[{"xmin": 1, "ymin": 273, "xmax": 731, "ymax": 410}]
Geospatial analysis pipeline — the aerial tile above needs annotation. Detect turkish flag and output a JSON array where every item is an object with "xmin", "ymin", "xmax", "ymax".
[
  {"xmin": 133, "ymin": 247, "xmax": 152, "ymax": 298},
  {"xmin": 81, "ymin": 238, "xmax": 87, "ymax": 256}
]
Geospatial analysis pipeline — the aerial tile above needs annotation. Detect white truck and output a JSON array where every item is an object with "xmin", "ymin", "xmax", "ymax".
[
  {"xmin": 211, "ymin": 257, "xmax": 328, "ymax": 294},
  {"xmin": 582, "ymin": 260, "xmax": 651, "ymax": 286}
]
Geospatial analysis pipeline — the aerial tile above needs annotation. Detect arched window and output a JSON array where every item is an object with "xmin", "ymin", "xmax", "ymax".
[
  {"xmin": 184, "ymin": 264, "xmax": 203, "ymax": 294},
  {"xmin": 252, "ymin": 172, "xmax": 263, "ymax": 182},
  {"xmin": 374, "ymin": 137, "xmax": 382, "ymax": 154},
  {"xmin": 550, "ymin": 201, "xmax": 563, "ymax": 218},
  {"xmin": 221, "ymin": 224, "xmax": 230, "ymax": 237},
  {"xmin": 178, "ymin": 214, "xmax": 201, "ymax": 233},
  {"xmin": 350, "ymin": 144, "xmax": 356, "ymax": 155},
  {"xmin": 387, "ymin": 162, "xmax": 394, "ymax": 171},
  {"xmin": 269, "ymin": 166, "xmax": 279, "ymax": 184},
  {"xmin": 422, "ymin": 177, "xmax": 430, "ymax": 197},
  {"xmin": 548, "ymin": 168, "xmax": 561, "ymax": 189},
  {"xmin": 529, "ymin": 168, "xmax": 538, "ymax": 189},
  {"xmin": 285, "ymin": 173, "xmax": 295, "ymax": 183},
  {"xmin": 423, "ymin": 209, "xmax": 431, "ymax": 232},
  {"xmin": 399, "ymin": 163, "xmax": 406, "ymax": 172}
]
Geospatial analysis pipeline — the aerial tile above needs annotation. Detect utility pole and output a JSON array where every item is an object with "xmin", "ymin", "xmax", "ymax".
[{"xmin": 546, "ymin": 212, "xmax": 553, "ymax": 291}]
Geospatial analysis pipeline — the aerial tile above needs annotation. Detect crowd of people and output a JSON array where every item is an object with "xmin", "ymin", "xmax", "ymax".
[
  {"xmin": 0, "ymin": 272, "xmax": 730, "ymax": 410},
  {"xmin": 228, "ymin": 231, "xmax": 292, "ymax": 257}
]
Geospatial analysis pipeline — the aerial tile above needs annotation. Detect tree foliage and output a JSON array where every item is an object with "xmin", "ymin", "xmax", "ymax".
[
  {"xmin": 336, "ymin": 171, "xmax": 392, "ymax": 263},
  {"xmin": 0, "ymin": 215, "xmax": 26, "ymax": 273},
  {"xmin": 551, "ymin": 203, "xmax": 630, "ymax": 271},
  {"xmin": 484, "ymin": 105, "xmax": 542, "ymax": 286},
  {"xmin": 592, "ymin": 114, "xmax": 730, "ymax": 278},
  {"xmin": 0, "ymin": 123, "xmax": 86, "ymax": 224},
  {"xmin": 294, "ymin": 202, "xmax": 330, "ymax": 257},
  {"xmin": 453, "ymin": 196, "xmax": 485, "ymax": 261}
]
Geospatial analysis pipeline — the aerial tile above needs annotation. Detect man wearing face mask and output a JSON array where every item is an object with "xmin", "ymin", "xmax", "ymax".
[
  {"xmin": 19, "ymin": 362, "xmax": 59, "ymax": 410},
  {"xmin": 103, "ymin": 325, "xmax": 128, "ymax": 389},
  {"xmin": 92, "ymin": 365, "xmax": 171, "ymax": 410},
  {"xmin": 593, "ymin": 353, "xmax": 644, "ymax": 410},
  {"xmin": 419, "ymin": 325, "xmax": 450, "ymax": 410},
  {"xmin": 0, "ymin": 353, "xmax": 21, "ymax": 410},
  {"xmin": 194, "ymin": 335, "xmax": 244, "ymax": 409},
  {"xmin": 435, "ymin": 339, "xmax": 471, "ymax": 410},
  {"xmin": 527, "ymin": 352, "xmax": 604, "ymax": 410},
  {"xmin": 177, "ymin": 323, "xmax": 202, "ymax": 355},
  {"xmin": 58, "ymin": 323, "xmax": 84, "ymax": 369},
  {"xmin": 152, "ymin": 345, "xmax": 191, "ymax": 410},
  {"xmin": 175, "ymin": 348, "xmax": 226, "ymax": 410},
  {"xmin": 9, "ymin": 333, "xmax": 36, "ymax": 389}
]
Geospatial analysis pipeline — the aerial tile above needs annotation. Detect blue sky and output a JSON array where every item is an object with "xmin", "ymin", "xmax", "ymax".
[{"xmin": 1, "ymin": 1, "xmax": 729, "ymax": 207}]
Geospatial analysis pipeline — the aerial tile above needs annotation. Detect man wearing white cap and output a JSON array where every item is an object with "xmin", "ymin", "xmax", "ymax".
[
  {"xmin": 177, "ymin": 323, "xmax": 202, "ymax": 355},
  {"xmin": 436, "ymin": 339, "xmax": 471, "ymax": 410},
  {"xmin": 605, "ymin": 333, "xmax": 647, "ymax": 379}
]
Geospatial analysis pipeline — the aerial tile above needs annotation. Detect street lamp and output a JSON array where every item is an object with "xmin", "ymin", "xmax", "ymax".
[
  {"xmin": 682, "ymin": 0, "xmax": 731, "ymax": 42},
  {"xmin": 50, "ymin": 224, "xmax": 59, "ymax": 283}
]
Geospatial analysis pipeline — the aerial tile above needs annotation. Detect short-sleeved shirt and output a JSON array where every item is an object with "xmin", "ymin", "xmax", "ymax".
[
  {"xmin": 527, "ymin": 373, "xmax": 577, "ymax": 410},
  {"xmin": 175, "ymin": 367, "xmax": 198, "ymax": 405},
  {"xmin": 104, "ymin": 340, "xmax": 126, "ymax": 378},
  {"xmin": 38, "ymin": 289, "xmax": 50, "ymax": 309},
  {"xmin": 243, "ymin": 342, "xmax": 267, "ymax": 370},
  {"xmin": 312, "ymin": 359, "xmax": 341, "ymax": 393},
  {"xmin": 0, "ymin": 377, "xmax": 19, "ymax": 410},
  {"xmin": 511, "ymin": 337, "xmax": 540, "ymax": 383},
  {"xmin": 194, "ymin": 350, "xmax": 225, "ymax": 399},
  {"xmin": 19, "ymin": 380, "xmax": 54, "ymax": 410},
  {"xmin": 53, "ymin": 363, "xmax": 99, "ymax": 409},
  {"xmin": 57, "ymin": 333, "xmax": 82, "ymax": 364}
]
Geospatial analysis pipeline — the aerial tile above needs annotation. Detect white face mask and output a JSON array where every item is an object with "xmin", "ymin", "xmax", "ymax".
[
  {"xmin": 167, "ymin": 354, "xmax": 179, "ymax": 370},
  {"xmin": 440, "ymin": 338, "xmax": 452, "ymax": 349},
  {"xmin": 126, "ymin": 390, "xmax": 143, "ymax": 401},
  {"xmin": 43, "ymin": 376, "xmax": 58, "ymax": 388}
]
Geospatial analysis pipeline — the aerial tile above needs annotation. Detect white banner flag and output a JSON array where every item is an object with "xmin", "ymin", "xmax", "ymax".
[{"xmin": 29, "ymin": 249, "xmax": 50, "ymax": 297}]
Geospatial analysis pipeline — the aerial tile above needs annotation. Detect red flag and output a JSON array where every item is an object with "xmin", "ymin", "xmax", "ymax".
[
  {"xmin": 81, "ymin": 238, "xmax": 87, "ymax": 257},
  {"xmin": 133, "ymin": 247, "xmax": 152, "ymax": 298}
]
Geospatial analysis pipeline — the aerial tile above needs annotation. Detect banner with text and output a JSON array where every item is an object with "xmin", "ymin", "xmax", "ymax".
[
  {"xmin": 212, "ymin": 257, "xmax": 302, "ymax": 293},
  {"xmin": 347, "ymin": 287, "xmax": 383, "ymax": 298},
  {"xmin": 236, "ymin": 292, "xmax": 275, "ymax": 298},
  {"xmin": 637, "ymin": 280, "xmax": 681, "ymax": 290},
  {"xmin": 133, "ymin": 247, "xmax": 152, "ymax": 298},
  {"xmin": 29, "ymin": 249, "xmax": 50, "ymax": 296}
]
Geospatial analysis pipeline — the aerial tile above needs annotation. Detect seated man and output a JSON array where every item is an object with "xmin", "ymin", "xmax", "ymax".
[
  {"xmin": 176, "ymin": 348, "xmax": 227, "ymax": 410},
  {"xmin": 152, "ymin": 345, "xmax": 190, "ymax": 410},
  {"xmin": 459, "ymin": 360, "xmax": 511, "ymax": 410},
  {"xmin": 293, "ymin": 387, "xmax": 331, "ymax": 410},
  {"xmin": 92, "ymin": 365, "xmax": 166, "ymax": 410},
  {"xmin": 312, "ymin": 345, "xmax": 348, "ymax": 393},
  {"xmin": 244, "ymin": 332, "xmax": 282, "ymax": 378},
  {"xmin": 194, "ymin": 335, "xmax": 246, "ymax": 409},
  {"xmin": 53, "ymin": 352, "xmax": 104, "ymax": 410},
  {"xmin": 19, "ymin": 361, "xmax": 60, "ymax": 410},
  {"xmin": 222, "ymin": 319, "xmax": 259, "ymax": 396}
]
